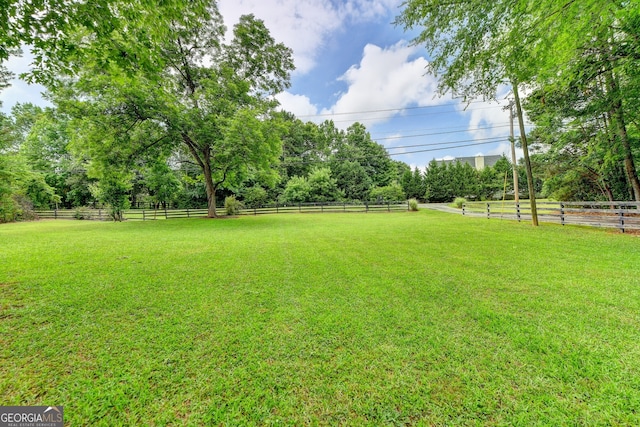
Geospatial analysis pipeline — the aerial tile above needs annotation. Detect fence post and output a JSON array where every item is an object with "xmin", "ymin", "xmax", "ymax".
[
  {"xmin": 365, "ymin": 201, "xmax": 369, "ymax": 212},
  {"xmin": 54, "ymin": 208, "xmax": 57, "ymax": 219},
  {"xmin": 299, "ymin": 202, "xmax": 301, "ymax": 213},
  {"xmin": 164, "ymin": 206, "xmax": 168, "ymax": 219},
  {"xmin": 276, "ymin": 202, "xmax": 279, "ymax": 213},
  {"xmin": 516, "ymin": 203, "xmax": 520, "ymax": 222},
  {"xmin": 142, "ymin": 210, "xmax": 146, "ymax": 221},
  {"xmin": 321, "ymin": 203, "xmax": 324, "ymax": 213},
  {"xmin": 388, "ymin": 202, "xmax": 391, "ymax": 212},
  {"xmin": 560, "ymin": 203, "xmax": 565, "ymax": 226},
  {"xmin": 462, "ymin": 204, "xmax": 465, "ymax": 216},
  {"xmin": 187, "ymin": 208, "xmax": 190, "ymax": 218},
  {"xmin": 619, "ymin": 209, "xmax": 625, "ymax": 233},
  {"xmin": 486, "ymin": 203, "xmax": 490, "ymax": 219}
]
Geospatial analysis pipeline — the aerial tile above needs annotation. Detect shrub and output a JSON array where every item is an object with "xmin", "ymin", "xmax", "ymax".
[
  {"xmin": 408, "ymin": 198, "xmax": 419, "ymax": 211},
  {"xmin": 453, "ymin": 197, "xmax": 467, "ymax": 209},
  {"xmin": 281, "ymin": 176, "xmax": 311, "ymax": 203},
  {"xmin": 224, "ymin": 196, "xmax": 243, "ymax": 216},
  {"xmin": 369, "ymin": 181, "xmax": 405, "ymax": 202},
  {"xmin": 242, "ymin": 186, "xmax": 268, "ymax": 209},
  {"xmin": 74, "ymin": 206, "xmax": 93, "ymax": 220}
]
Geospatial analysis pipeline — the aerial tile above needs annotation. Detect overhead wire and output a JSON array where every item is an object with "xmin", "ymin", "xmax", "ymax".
[
  {"xmin": 384, "ymin": 136, "xmax": 507, "ymax": 150},
  {"xmin": 294, "ymin": 99, "xmax": 501, "ymax": 119},
  {"xmin": 375, "ymin": 124, "xmax": 511, "ymax": 141}
]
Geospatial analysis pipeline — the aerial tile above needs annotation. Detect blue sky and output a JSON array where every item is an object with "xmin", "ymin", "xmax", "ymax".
[{"xmin": 1, "ymin": 0, "xmax": 522, "ymax": 170}]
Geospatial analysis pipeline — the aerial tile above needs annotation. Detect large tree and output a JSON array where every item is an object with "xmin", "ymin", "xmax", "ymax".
[
  {"xmin": 525, "ymin": 1, "xmax": 640, "ymax": 201},
  {"xmin": 54, "ymin": 4, "xmax": 293, "ymax": 218}
]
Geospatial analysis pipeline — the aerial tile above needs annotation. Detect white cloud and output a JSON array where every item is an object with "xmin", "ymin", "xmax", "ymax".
[
  {"xmin": 275, "ymin": 92, "xmax": 318, "ymax": 118},
  {"xmin": 320, "ymin": 42, "xmax": 443, "ymax": 127},
  {"xmin": 218, "ymin": 0, "xmax": 401, "ymax": 74}
]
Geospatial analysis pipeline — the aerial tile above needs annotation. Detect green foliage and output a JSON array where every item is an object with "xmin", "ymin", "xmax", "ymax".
[
  {"xmin": 307, "ymin": 167, "xmax": 343, "ymax": 202},
  {"xmin": 51, "ymin": 3, "xmax": 294, "ymax": 217},
  {"xmin": 424, "ymin": 160, "xmax": 451, "ymax": 202},
  {"xmin": 275, "ymin": 116, "xmax": 398, "ymax": 203},
  {"xmin": 369, "ymin": 181, "xmax": 405, "ymax": 202},
  {"xmin": 224, "ymin": 196, "xmax": 243, "ymax": 216},
  {"xmin": 144, "ymin": 159, "xmax": 182, "ymax": 207},
  {"xmin": 23, "ymin": 173, "xmax": 61, "ymax": 209},
  {"xmin": 402, "ymin": 167, "xmax": 426, "ymax": 200},
  {"xmin": 408, "ymin": 198, "xmax": 419, "ymax": 211},
  {"xmin": 331, "ymin": 160, "xmax": 372, "ymax": 202},
  {"xmin": 73, "ymin": 206, "xmax": 93, "ymax": 220},
  {"xmin": 281, "ymin": 176, "xmax": 311, "ymax": 203},
  {"xmin": 89, "ymin": 169, "xmax": 132, "ymax": 222},
  {"xmin": 453, "ymin": 197, "xmax": 467, "ymax": 209},
  {"xmin": 242, "ymin": 186, "xmax": 269, "ymax": 208}
]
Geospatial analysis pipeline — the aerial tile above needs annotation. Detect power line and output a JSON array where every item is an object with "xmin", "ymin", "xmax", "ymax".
[
  {"xmin": 278, "ymin": 136, "xmax": 508, "ymax": 166},
  {"xmin": 370, "ymin": 121, "xmax": 510, "ymax": 137},
  {"xmin": 324, "ymin": 105, "xmax": 505, "ymax": 124},
  {"xmin": 295, "ymin": 99, "xmax": 499, "ymax": 118},
  {"xmin": 387, "ymin": 140, "xmax": 503, "ymax": 156},
  {"xmin": 385, "ymin": 136, "xmax": 507, "ymax": 150},
  {"xmin": 375, "ymin": 124, "xmax": 511, "ymax": 141}
]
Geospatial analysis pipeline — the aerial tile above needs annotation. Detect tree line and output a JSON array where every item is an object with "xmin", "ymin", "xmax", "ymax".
[
  {"xmin": 0, "ymin": 99, "xmax": 526, "ymax": 222},
  {"xmin": 2, "ymin": 0, "xmax": 638, "ymax": 222}
]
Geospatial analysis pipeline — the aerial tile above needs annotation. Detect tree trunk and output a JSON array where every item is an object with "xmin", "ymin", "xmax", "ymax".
[
  {"xmin": 202, "ymin": 161, "xmax": 218, "ymax": 218},
  {"xmin": 181, "ymin": 133, "xmax": 218, "ymax": 218},
  {"xmin": 512, "ymin": 82, "xmax": 539, "ymax": 226},
  {"xmin": 611, "ymin": 99, "xmax": 640, "ymax": 201}
]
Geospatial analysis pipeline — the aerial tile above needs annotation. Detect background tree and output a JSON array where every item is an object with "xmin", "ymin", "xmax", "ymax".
[
  {"xmin": 307, "ymin": 167, "xmax": 343, "ymax": 202},
  {"xmin": 281, "ymin": 176, "xmax": 311, "ymax": 204},
  {"xmin": 369, "ymin": 182, "xmax": 405, "ymax": 203},
  {"xmin": 402, "ymin": 167, "xmax": 425, "ymax": 200},
  {"xmin": 331, "ymin": 160, "xmax": 372, "ymax": 202}
]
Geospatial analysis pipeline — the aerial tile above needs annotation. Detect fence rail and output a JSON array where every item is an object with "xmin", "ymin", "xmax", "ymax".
[
  {"xmin": 34, "ymin": 201, "xmax": 409, "ymax": 222},
  {"xmin": 462, "ymin": 201, "xmax": 640, "ymax": 233}
]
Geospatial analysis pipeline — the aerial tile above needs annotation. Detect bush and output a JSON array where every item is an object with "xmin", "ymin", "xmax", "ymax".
[
  {"xmin": 408, "ymin": 198, "xmax": 419, "ymax": 211},
  {"xmin": 74, "ymin": 206, "xmax": 93, "ymax": 220},
  {"xmin": 281, "ymin": 176, "xmax": 311, "ymax": 203},
  {"xmin": 242, "ymin": 186, "xmax": 268, "ymax": 209},
  {"xmin": 224, "ymin": 196, "xmax": 243, "ymax": 216},
  {"xmin": 453, "ymin": 197, "xmax": 467, "ymax": 209},
  {"xmin": 369, "ymin": 181, "xmax": 405, "ymax": 202}
]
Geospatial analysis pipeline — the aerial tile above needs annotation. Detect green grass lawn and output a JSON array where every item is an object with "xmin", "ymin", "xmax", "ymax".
[{"xmin": 1, "ymin": 211, "xmax": 640, "ymax": 425}]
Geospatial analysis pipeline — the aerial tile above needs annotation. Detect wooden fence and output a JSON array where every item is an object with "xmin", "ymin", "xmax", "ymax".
[
  {"xmin": 35, "ymin": 201, "xmax": 409, "ymax": 221},
  {"xmin": 462, "ymin": 201, "xmax": 640, "ymax": 233}
]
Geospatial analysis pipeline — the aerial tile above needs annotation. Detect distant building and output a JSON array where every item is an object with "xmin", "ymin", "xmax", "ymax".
[{"xmin": 438, "ymin": 154, "xmax": 502, "ymax": 170}]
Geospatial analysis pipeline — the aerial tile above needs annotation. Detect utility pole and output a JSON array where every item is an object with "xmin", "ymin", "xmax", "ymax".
[
  {"xmin": 512, "ymin": 82, "xmax": 538, "ymax": 226},
  {"xmin": 508, "ymin": 100, "xmax": 519, "ymax": 204}
]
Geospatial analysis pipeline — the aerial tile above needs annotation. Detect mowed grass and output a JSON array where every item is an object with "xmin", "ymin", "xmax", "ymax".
[{"xmin": 1, "ymin": 211, "xmax": 640, "ymax": 425}]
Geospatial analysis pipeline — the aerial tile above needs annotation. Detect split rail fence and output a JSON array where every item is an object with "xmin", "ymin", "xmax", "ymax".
[
  {"xmin": 462, "ymin": 201, "xmax": 640, "ymax": 233},
  {"xmin": 34, "ymin": 201, "xmax": 409, "ymax": 221}
]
